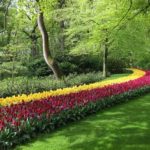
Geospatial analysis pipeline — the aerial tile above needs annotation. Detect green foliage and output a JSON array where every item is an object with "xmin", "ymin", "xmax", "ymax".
[
  {"xmin": 59, "ymin": 61, "xmax": 78, "ymax": 75},
  {"xmin": 107, "ymin": 58, "xmax": 127, "ymax": 73},
  {"xmin": 111, "ymin": 14, "xmax": 150, "ymax": 70},
  {"xmin": 57, "ymin": 54, "xmax": 101, "ymax": 75},
  {"xmin": 24, "ymin": 58, "xmax": 52, "ymax": 77},
  {"xmin": 0, "ymin": 71, "xmax": 104, "ymax": 98},
  {"xmin": 135, "ymin": 53, "xmax": 150, "ymax": 69},
  {"xmin": 0, "ymin": 61, "xmax": 28, "ymax": 79},
  {"xmin": 0, "ymin": 0, "xmax": 150, "ymax": 83}
]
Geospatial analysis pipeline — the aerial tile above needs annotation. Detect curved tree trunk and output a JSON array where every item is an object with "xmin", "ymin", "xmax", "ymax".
[{"xmin": 37, "ymin": 12, "xmax": 62, "ymax": 79}]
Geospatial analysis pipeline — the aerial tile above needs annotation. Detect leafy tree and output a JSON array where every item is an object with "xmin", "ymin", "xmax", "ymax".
[{"xmin": 57, "ymin": 0, "xmax": 132, "ymax": 76}]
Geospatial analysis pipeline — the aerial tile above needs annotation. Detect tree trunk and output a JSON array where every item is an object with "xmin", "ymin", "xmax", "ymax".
[
  {"xmin": 37, "ymin": 12, "xmax": 62, "ymax": 79},
  {"xmin": 103, "ymin": 38, "xmax": 108, "ymax": 78}
]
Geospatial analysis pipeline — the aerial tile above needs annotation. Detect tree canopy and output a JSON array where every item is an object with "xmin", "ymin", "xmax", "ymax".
[{"xmin": 0, "ymin": 0, "xmax": 150, "ymax": 79}]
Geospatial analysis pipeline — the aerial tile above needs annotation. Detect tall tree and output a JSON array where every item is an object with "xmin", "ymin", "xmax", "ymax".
[
  {"xmin": 59, "ymin": 0, "xmax": 128, "ymax": 77},
  {"xmin": 18, "ymin": 0, "xmax": 63, "ymax": 79}
]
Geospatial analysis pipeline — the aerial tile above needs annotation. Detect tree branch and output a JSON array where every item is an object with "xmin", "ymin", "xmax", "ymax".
[
  {"xmin": 128, "ymin": 3, "xmax": 150, "ymax": 21},
  {"xmin": 116, "ymin": 2, "xmax": 150, "ymax": 32},
  {"xmin": 88, "ymin": 19, "xmax": 100, "ymax": 25},
  {"xmin": 112, "ymin": 0, "xmax": 133, "ymax": 31},
  {"xmin": 22, "ymin": 30, "xmax": 31, "ymax": 38},
  {"xmin": 25, "ymin": 13, "xmax": 32, "ymax": 20}
]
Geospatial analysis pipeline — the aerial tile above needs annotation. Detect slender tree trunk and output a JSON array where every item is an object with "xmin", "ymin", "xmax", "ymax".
[
  {"xmin": 37, "ymin": 12, "xmax": 62, "ymax": 79},
  {"xmin": 103, "ymin": 38, "xmax": 108, "ymax": 77}
]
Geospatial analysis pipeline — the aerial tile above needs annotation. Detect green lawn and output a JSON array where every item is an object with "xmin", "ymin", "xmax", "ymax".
[
  {"xmin": 104, "ymin": 73, "xmax": 131, "ymax": 81},
  {"xmin": 16, "ymin": 93, "xmax": 150, "ymax": 150}
]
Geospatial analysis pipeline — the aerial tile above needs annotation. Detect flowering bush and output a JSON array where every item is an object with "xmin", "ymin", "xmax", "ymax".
[{"xmin": 0, "ymin": 68, "xmax": 150, "ymax": 149}]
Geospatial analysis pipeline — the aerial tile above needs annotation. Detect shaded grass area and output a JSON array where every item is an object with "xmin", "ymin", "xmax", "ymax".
[{"xmin": 16, "ymin": 93, "xmax": 150, "ymax": 150}]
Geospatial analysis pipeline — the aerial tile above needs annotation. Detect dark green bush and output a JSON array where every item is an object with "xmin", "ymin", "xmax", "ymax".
[
  {"xmin": 107, "ymin": 58, "xmax": 127, "ymax": 73},
  {"xmin": 23, "ymin": 54, "xmax": 127, "ymax": 77},
  {"xmin": 24, "ymin": 58, "xmax": 52, "ymax": 77},
  {"xmin": 59, "ymin": 61, "xmax": 78, "ymax": 75},
  {"xmin": 57, "ymin": 54, "xmax": 101, "ymax": 74},
  {"xmin": 135, "ymin": 55, "xmax": 150, "ymax": 70},
  {"xmin": 0, "ymin": 62, "xmax": 28, "ymax": 80}
]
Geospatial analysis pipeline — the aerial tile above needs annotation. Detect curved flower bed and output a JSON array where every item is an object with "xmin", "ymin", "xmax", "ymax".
[
  {"xmin": 0, "ymin": 69, "xmax": 150, "ymax": 148},
  {"xmin": 0, "ymin": 68, "xmax": 145, "ymax": 106}
]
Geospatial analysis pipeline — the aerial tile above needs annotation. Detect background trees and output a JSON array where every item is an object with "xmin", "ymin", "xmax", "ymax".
[{"xmin": 0, "ymin": 0, "xmax": 150, "ymax": 80}]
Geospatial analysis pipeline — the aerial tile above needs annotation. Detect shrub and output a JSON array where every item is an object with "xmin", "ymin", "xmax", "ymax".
[
  {"xmin": 0, "ymin": 62, "xmax": 28, "ymax": 80},
  {"xmin": 57, "ymin": 54, "xmax": 101, "ymax": 74},
  {"xmin": 135, "ymin": 55, "xmax": 150, "ymax": 70},
  {"xmin": 0, "ymin": 72, "xmax": 104, "ymax": 98},
  {"xmin": 65, "ymin": 72, "xmax": 103, "ymax": 86},
  {"xmin": 107, "ymin": 58, "xmax": 127, "ymax": 74},
  {"xmin": 24, "ymin": 58, "xmax": 52, "ymax": 77},
  {"xmin": 59, "ymin": 62, "xmax": 78, "ymax": 75}
]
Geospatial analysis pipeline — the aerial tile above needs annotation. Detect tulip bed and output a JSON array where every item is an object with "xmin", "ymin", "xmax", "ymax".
[{"xmin": 0, "ymin": 69, "xmax": 150, "ymax": 149}]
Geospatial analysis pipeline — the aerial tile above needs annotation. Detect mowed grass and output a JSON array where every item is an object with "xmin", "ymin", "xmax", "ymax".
[
  {"xmin": 104, "ymin": 73, "xmax": 131, "ymax": 81},
  {"xmin": 16, "ymin": 92, "xmax": 150, "ymax": 150}
]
